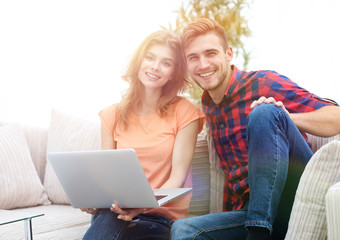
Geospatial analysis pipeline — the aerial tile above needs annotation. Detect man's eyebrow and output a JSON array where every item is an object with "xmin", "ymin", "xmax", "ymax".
[
  {"xmin": 205, "ymin": 48, "xmax": 219, "ymax": 53},
  {"xmin": 186, "ymin": 48, "xmax": 219, "ymax": 58}
]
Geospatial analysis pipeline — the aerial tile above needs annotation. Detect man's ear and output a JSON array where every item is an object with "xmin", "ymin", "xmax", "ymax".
[{"xmin": 226, "ymin": 46, "xmax": 233, "ymax": 62}]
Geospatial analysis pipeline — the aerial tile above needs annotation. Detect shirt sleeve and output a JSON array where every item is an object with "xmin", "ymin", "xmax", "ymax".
[
  {"xmin": 98, "ymin": 104, "xmax": 118, "ymax": 136},
  {"xmin": 175, "ymin": 98, "xmax": 206, "ymax": 132},
  {"xmin": 260, "ymin": 71, "xmax": 338, "ymax": 113}
]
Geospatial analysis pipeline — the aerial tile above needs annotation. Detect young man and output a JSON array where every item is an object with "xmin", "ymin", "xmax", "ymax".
[{"xmin": 171, "ymin": 18, "xmax": 340, "ymax": 240}]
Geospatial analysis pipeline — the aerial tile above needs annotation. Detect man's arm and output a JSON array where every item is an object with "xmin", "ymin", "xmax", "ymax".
[
  {"xmin": 251, "ymin": 96, "xmax": 340, "ymax": 137},
  {"xmin": 290, "ymin": 105, "xmax": 340, "ymax": 137}
]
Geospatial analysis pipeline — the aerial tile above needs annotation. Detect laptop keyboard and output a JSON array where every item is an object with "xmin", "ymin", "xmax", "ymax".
[{"xmin": 155, "ymin": 195, "xmax": 167, "ymax": 200}]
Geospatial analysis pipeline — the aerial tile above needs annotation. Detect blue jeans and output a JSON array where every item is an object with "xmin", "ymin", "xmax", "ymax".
[
  {"xmin": 83, "ymin": 209, "xmax": 173, "ymax": 240},
  {"xmin": 171, "ymin": 104, "xmax": 313, "ymax": 240}
]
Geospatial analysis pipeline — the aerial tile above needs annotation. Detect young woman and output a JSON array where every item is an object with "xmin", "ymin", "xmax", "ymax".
[{"xmin": 81, "ymin": 30, "xmax": 205, "ymax": 240}]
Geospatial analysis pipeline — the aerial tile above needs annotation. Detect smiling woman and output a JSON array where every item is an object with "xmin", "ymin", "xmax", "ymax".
[{"xmin": 81, "ymin": 29, "xmax": 205, "ymax": 240}]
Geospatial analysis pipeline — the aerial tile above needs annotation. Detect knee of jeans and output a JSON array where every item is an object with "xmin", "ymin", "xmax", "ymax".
[
  {"xmin": 171, "ymin": 219, "xmax": 187, "ymax": 234},
  {"xmin": 171, "ymin": 219, "xmax": 183, "ymax": 230},
  {"xmin": 247, "ymin": 104, "xmax": 281, "ymax": 129}
]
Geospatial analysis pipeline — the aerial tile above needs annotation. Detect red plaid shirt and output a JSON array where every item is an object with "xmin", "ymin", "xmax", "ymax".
[{"xmin": 202, "ymin": 65, "xmax": 337, "ymax": 211}]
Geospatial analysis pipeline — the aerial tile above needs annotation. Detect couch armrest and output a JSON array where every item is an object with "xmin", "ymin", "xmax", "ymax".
[
  {"xmin": 189, "ymin": 131, "xmax": 211, "ymax": 216},
  {"xmin": 206, "ymin": 131, "xmax": 225, "ymax": 213}
]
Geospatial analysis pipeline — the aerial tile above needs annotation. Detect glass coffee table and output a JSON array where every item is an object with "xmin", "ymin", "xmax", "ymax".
[{"xmin": 0, "ymin": 213, "xmax": 44, "ymax": 240}]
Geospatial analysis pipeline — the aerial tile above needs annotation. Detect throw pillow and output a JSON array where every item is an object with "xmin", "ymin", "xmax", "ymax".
[
  {"xmin": 189, "ymin": 130, "xmax": 210, "ymax": 216},
  {"xmin": 0, "ymin": 123, "xmax": 51, "ymax": 209},
  {"xmin": 325, "ymin": 181, "xmax": 340, "ymax": 240},
  {"xmin": 285, "ymin": 140, "xmax": 340, "ymax": 240},
  {"xmin": 44, "ymin": 109, "xmax": 101, "ymax": 204},
  {"xmin": 207, "ymin": 131, "xmax": 225, "ymax": 213}
]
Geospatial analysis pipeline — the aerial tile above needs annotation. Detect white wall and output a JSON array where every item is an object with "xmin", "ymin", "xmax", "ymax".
[{"xmin": 1, "ymin": 0, "xmax": 339, "ymax": 127}]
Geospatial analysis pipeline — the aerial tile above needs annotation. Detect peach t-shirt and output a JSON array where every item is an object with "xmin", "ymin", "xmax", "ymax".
[{"xmin": 99, "ymin": 98, "xmax": 205, "ymax": 221}]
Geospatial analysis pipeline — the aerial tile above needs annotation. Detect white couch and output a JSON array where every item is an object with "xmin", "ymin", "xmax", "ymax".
[
  {"xmin": 1, "ymin": 109, "xmax": 340, "ymax": 239},
  {"xmin": 0, "ymin": 109, "xmax": 211, "ymax": 239}
]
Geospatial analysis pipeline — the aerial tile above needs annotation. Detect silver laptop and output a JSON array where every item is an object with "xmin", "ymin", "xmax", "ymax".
[{"xmin": 46, "ymin": 149, "xmax": 192, "ymax": 209}]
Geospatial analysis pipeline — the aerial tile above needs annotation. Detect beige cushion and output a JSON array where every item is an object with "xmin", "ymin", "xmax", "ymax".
[
  {"xmin": 207, "ymin": 131, "xmax": 225, "ymax": 213},
  {"xmin": 22, "ymin": 125, "xmax": 48, "ymax": 182},
  {"xmin": 285, "ymin": 140, "xmax": 340, "ymax": 240},
  {"xmin": 325, "ymin": 182, "xmax": 340, "ymax": 240},
  {"xmin": 0, "ymin": 123, "xmax": 50, "ymax": 209},
  {"xmin": 189, "ymin": 130, "xmax": 210, "ymax": 216},
  {"xmin": 43, "ymin": 109, "xmax": 101, "ymax": 204},
  {"xmin": 307, "ymin": 133, "xmax": 340, "ymax": 153}
]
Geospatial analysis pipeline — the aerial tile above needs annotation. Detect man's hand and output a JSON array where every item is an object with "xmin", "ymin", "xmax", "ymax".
[
  {"xmin": 250, "ymin": 96, "xmax": 290, "ymax": 116},
  {"xmin": 110, "ymin": 202, "xmax": 150, "ymax": 221},
  {"xmin": 80, "ymin": 208, "xmax": 98, "ymax": 215}
]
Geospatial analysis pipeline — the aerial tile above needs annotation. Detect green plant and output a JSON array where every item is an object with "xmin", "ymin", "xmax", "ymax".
[{"xmin": 167, "ymin": 0, "xmax": 251, "ymax": 106}]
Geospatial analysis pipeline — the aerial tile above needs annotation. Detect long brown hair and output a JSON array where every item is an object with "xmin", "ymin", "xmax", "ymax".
[{"xmin": 118, "ymin": 30, "xmax": 190, "ymax": 129}]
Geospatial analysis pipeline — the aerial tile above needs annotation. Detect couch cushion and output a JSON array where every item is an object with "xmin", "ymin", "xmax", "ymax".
[
  {"xmin": 189, "ymin": 130, "xmax": 210, "ymax": 216},
  {"xmin": 0, "ymin": 123, "xmax": 51, "ymax": 209},
  {"xmin": 285, "ymin": 140, "xmax": 340, "ymax": 240},
  {"xmin": 307, "ymin": 133, "xmax": 340, "ymax": 153},
  {"xmin": 44, "ymin": 109, "xmax": 101, "ymax": 204},
  {"xmin": 325, "ymin": 181, "xmax": 340, "ymax": 240},
  {"xmin": 22, "ymin": 125, "xmax": 48, "ymax": 182},
  {"xmin": 207, "ymin": 131, "xmax": 225, "ymax": 213}
]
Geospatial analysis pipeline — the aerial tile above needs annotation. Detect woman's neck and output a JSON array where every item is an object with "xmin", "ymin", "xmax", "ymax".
[{"xmin": 134, "ymin": 89, "xmax": 161, "ymax": 116}]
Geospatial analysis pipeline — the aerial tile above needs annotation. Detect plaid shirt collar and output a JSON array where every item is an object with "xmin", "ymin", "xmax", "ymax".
[{"xmin": 202, "ymin": 65, "xmax": 241, "ymax": 107}]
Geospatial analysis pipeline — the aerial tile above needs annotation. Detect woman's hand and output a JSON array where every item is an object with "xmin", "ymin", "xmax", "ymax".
[
  {"xmin": 80, "ymin": 208, "xmax": 98, "ymax": 215},
  {"xmin": 110, "ymin": 202, "xmax": 150, "ymax": 221}
]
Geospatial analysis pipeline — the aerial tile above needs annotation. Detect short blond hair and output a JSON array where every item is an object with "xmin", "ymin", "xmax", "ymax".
[{"xmin": 181, "ymin": 18, "xmax": 229, "ymax": 51}]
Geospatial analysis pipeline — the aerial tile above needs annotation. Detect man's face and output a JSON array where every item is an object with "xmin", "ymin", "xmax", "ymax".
[{"xmin": 184, "ymin": 32, "xmax": 233, "ymax": 95}]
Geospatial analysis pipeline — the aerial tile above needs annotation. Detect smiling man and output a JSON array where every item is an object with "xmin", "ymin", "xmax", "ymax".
[{"xmin": 171, "ymin": 18, "xmax": 340, "ymax": 240}]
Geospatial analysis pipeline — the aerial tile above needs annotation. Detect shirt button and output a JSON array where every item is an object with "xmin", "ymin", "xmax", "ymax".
[{"xmin": 220, "ymin": 123, "xmax": 225, "ymax": 128}]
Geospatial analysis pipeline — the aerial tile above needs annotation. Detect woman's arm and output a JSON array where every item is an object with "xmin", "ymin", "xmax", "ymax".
[
  {"xmin": 101, "ymin": 123, "xmax": 116, "ymax": 149},
  {"xmin": 161, "ymin": 119, "xmax": 200, "ymax": 189}
]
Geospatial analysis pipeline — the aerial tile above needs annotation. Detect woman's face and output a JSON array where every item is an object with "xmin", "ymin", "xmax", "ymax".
[{"xmin": 138, "ymin": 44, "xmax": 175, "ymax": 92}]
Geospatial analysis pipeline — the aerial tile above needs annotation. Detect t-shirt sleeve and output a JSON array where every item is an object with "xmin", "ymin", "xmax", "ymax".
[
  {"xmin": 261, "ymin": 71, "xmax": 338, "ymax": 113},
  {"xmin": 98, "ymin": 104, "xmax": 118, "ymax": 136},
  {"xmin": 175, "ymin": 98, "xmax": 206, "ymax": 132}
]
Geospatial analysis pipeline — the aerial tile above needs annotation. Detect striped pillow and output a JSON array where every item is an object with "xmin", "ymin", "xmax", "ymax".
[
  {"xmin": 43, "ymin": 109, "xmax": 101, "ymax": 204},
  {"xmin": 0, "ymin": 123, "xmax": 50, "ymax": 209},
  {"xmin": 285, "ymin": 140, "xmax": 340, "ymax": 240}
]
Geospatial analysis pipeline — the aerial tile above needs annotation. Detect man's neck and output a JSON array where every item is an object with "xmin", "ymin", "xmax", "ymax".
[{"xmin": 209, "ymin": 66, "xmax": 233, "ymax": 105}]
